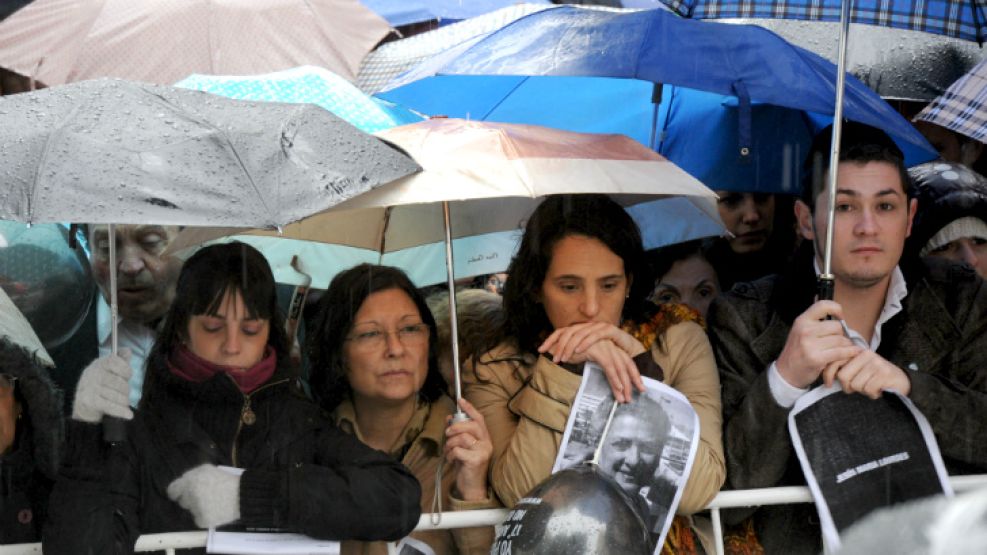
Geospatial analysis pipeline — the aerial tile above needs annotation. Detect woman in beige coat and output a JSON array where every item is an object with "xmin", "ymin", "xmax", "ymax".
[
  {"xmin": 307, "ymin": 264, "xmax": 498, "ymax": 555},
  {"xmin": 464, "ymin": 194, "xmax": 725, "ymax": 553}
]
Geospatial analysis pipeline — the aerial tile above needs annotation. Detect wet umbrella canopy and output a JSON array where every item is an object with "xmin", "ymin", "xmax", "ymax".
[
  {"xmin": 722, "ymin": 19, "xmax": 987, "ymax": 103},
  {"xmin": 0, "ymin": 79, "xmax": 421, "ymax": 227}
]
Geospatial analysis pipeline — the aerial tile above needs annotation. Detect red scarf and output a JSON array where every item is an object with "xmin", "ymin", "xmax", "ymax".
[{"xmin": 167, "ymin": 345, "xmax": 277, "ymax": 394}]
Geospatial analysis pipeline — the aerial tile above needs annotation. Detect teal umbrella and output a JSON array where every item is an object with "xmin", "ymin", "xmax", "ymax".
[{"xmin": 176, "ymin": 65, "xmax": 423, "ymax": 134}]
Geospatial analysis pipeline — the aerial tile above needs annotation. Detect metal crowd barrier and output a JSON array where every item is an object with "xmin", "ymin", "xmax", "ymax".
[{"xmin": 3, "ymin": 474, "xmax": 985, "ymax": 555}]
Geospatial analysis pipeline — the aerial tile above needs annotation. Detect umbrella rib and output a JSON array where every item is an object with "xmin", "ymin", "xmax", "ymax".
[
  {"xmin": 145, "ymin": 87, "xmax": 273, "ymax": 224},
  {"xmin": 29, "ymin": 103, "xmax": 83, "ymax": 222}
]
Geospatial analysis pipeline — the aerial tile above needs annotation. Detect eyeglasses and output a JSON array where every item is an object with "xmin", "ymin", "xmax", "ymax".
[
  {"xmin": 0, "ymin": 374, "xmax": 18, "ymax": 392},
  {"xmin": 345, "ymin": 323, "xmax": 429, "ymax": 352}
]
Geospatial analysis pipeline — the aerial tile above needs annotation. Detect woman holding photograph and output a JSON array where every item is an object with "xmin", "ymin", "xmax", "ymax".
[
  {"xmin": 45, "ymin": 243, "xmax": 421, "ymax": 553},
  {"xmin": 463, "ymin": 194, "xmax": 725, "ymax": 551},
  {"xmin": 307, "ymin": 264, "xmax": 498, "ymax": 555}
]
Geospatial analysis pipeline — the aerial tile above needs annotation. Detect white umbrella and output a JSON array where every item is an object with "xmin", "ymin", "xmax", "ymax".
[{"xmin": 169, "ymin": 118, "xmax": 725, "ymax": 418}]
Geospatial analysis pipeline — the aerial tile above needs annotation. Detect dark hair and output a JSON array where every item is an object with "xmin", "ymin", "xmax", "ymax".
[
  {"xmin": 497, "ymin": 194, "xmax": 653, "ymax": 355},
  {"xmin": 800, "ymin": 122, "xmax": 910, "ymax": 209},
  {"xmin": 647, "ymin": 239, "xmax": 716, "ymax": 286},
  {"xmin": 306, "ymin": 264, "xmax": 446, "ymax": 413},
  {"xmin": 143, "ymin": 242, "xmax": 288, "ymax": 401}
]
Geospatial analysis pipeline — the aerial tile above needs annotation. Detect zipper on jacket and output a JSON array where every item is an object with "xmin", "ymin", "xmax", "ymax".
[{"xmin": 230, "ymin": 377, "xmax": 289, "ymax": 467}]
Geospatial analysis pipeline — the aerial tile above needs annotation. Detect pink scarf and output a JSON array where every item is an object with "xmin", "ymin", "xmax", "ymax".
[{"xmin": 167, "ymin": 345, "xmax": 277, "ymax": 394}]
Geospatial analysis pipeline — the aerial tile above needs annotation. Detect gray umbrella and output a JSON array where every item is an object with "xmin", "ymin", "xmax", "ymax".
[
  {"xmin": 0, "ymin": 78, "xmax": 420, "ymax": 227},
  {"xmin": 0, "ymin": 78, "xmax": 420, "ymax": 414},
  {"xmin": 723, "ymin": 19, "xmax": 987, "ymax": 102}
]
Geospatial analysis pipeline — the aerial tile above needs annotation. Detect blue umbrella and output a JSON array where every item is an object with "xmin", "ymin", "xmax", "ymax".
[
  {"xmin": 360, "ymin": 0, "xmax": 551, "ymax": 27},
  {"xmin": 176, "ymin": 66, "xmax": 422, "ymax": 134},
  {"xmin": 378, "ymin": 6, "xmax": 937, "ymax": 193},
  {"xmin": 659, "ymin": 0, "xmax": 986, "ymax": 43}
]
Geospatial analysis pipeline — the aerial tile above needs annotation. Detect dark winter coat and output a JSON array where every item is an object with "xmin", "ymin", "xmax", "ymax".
[
  {"xmin": 43, "ymin": 363, "xmax": 422, "ymax": 554},
  {"xmin": 707, "ymin": 247, "xmax": 987, "ymax": 554},
  {"xmin": 0, "ymin": 339, "xmax": 64, "ymax": 544}
]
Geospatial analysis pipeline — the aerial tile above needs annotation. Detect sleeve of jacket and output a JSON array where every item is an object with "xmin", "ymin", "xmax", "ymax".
[
  {"xmin": 905, "ymin": 277, "xmax": 987, "ymax": 470},
  {"xmin": 707, "ymin": 295, "xmax": 794, "ymax": 493},
  {"xmin": 448, "ymin": 491, "xmax": 499, "ymax": 554},
  {"xmin": 238, "ymin": 424, "xmax": 421, "ymax": 541},
  {"xmin": 43, "ymin": 420, "xmax": 141, "ymax": 555},
  {"xmin": 463, "ymin": 350, "xmax": 581, "ymax": 508},
  {"xmin": 656, "ymin": 322, "xmax": 725, "ymax": 514}
]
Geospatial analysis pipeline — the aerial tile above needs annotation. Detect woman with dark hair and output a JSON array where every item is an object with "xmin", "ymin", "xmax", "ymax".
[
  {"xmin": 308, "ymin": 263, "xmax": 497, "ymax": 555},
  {"xmin": 464, "ymin": 194, "xmax": 724, "ymax": 551},
  {"xmin": 648, "ymin": 239, "xmax": 721, "ymax": 319},
  {"xmin": 45, "ymin": 243, "xmax": 421, "ymax": 553}
]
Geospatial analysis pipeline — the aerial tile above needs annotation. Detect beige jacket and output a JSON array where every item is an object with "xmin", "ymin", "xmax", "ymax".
[
  {"xmin": 335, "ymin": 395, "xmax": 497, "ymax": 555},
  {"xmin": 463, "ymin": 320, "xmax": 725, "ymax": 514}
]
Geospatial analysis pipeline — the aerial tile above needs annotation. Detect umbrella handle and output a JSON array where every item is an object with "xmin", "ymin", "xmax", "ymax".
[{"xmin": 816, "ymin": 274, "xmax": 835, "ymax": 301}]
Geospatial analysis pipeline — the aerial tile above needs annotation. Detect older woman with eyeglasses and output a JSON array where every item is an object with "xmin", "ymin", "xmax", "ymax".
[{"xmin": 307, "ymin": 264, "xmax": 498, "ymax": 555}]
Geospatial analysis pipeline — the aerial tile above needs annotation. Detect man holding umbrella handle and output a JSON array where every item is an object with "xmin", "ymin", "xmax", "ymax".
[{"xmin": 708, "ymin": 122, "xmax": 987, "ymax": 553}]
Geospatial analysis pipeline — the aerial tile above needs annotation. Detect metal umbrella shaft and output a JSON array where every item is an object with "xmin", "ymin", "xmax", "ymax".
[
  {"xmin": 443, "ymin": 201, "xmax": 470, "ymax": 424},
  {"xmin": 105, "ymin": 222, "xmax": 127, "ymax": 443},
  {"xmin": 818, "ymin": 0, "xmax": 853, "ymax": 302}
]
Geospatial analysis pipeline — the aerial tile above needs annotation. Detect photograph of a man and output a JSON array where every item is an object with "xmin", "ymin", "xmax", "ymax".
[{"xmin": 600, "ymin": 395, "xmax": 679, "ymax": 533}]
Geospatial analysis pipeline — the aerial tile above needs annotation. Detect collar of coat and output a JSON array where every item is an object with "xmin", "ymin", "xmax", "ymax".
[{"xmin": 334, "ymin": 395, "xmax": 454, "ymax": 460}]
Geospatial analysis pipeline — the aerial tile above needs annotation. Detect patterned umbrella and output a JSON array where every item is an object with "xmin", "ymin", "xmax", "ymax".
[
  {"xmin": 175, "ymin": 66, "xmax": 422, "ymax": 134},
  {"xmin": 357, "ymin": 2, "xmax": 553, "ymax": 93},
  {"xmin": 917, "ymin": 58, "xmax": 987, "ymax": 144},
  {"xmin": 360, "ymin": 0, "xmax": 551, "ymax": 27},
  {"xmin": 658, "ymin": 0, "xmax": 987, "ymax": 43}
]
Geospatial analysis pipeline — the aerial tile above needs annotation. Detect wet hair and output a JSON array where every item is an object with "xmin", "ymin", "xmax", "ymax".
[
  {"xmin": 306, "ymin": 264, "xmax": 446, "ymax": 413},
  {"xmin": 496, "ymin": 194, "xmax": 654, "ymax": 355},
  {"xmin": 800, "ymin": 121, "xmax": 910, "ymax": 210},
  {"xmin": 427, "ymin": 288, "xmax": 506, "ymax": 366},
  {"xmin": 143, "ymin": 242, "xmax": 288, "ymax": 399}
]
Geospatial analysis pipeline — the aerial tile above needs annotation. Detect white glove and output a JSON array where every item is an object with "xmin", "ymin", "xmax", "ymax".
[
  {"xmin": 72, "ymin": 349, "xmax": 134, "ymax": 423},
  {"xmin": 167, "ymin": 464, "xmax": 241, "ymax": 529}
]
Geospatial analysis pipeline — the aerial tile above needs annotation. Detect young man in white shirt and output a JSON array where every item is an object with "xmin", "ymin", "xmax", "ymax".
[{"xmin": 708, "ymin": 122, "xmax": 987, "ymax": 554}]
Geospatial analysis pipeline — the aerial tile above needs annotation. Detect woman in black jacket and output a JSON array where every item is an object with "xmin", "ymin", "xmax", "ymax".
[
  {"xmin": 43, "ymin": 242, "xmax": 421, "ymax": 553},
  {"xmin": 0, "ymin": 336, "xmax": 63, "ymax": 544}
]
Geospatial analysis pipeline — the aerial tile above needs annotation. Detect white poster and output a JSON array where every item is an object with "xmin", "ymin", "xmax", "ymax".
[{"xmin": 552, "ymin": 362, "xmax": 700, "ymax": 552}]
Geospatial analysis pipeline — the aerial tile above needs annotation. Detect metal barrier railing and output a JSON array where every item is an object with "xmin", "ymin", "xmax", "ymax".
[{"xmin": 4, "ymin": 474, "xmax": 985, "ymax": 555}]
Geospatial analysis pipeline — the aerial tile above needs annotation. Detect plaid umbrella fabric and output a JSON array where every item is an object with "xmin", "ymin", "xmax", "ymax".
[
  {"xmin": 659, "ymin": 0, "xmax": 987, "ymax": 43},
  {"xmin": 917, "ymin": 58, "xmax": 987, "ymax": 143}
]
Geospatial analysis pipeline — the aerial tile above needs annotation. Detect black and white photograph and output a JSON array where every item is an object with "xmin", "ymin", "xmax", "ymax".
[
  {"xmin": 553, "ymin": 363, "xmax": 700, "ymax": 552},
  {"xmin": 790, "ymin": 384, "xmax": 953, "ymax": 551}
]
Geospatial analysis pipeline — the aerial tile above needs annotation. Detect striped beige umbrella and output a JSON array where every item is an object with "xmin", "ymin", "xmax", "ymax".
[{"xmin": 0, "ymin": 0, "xmax": 389, "ymax": 87}]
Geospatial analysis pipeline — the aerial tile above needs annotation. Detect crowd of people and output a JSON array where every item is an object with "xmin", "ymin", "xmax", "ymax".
[{"xmin": 1, "ymin": 110, "xmax": 986, "ymax": 555}]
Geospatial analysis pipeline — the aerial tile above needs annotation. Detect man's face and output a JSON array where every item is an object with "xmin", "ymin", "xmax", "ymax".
[
  {"xmin": 90, "ymin": 225, "xmax": 181, "ymax": 324},
  {"xmin": 926, "ymin": 236, "xmax": 987, "ymax": 279},
  {"xmin": 599, "ymin": 413, "xmax": 662, "ymax": 495},
  {"xmin": 716, "ymin": 192, "xmax": 776, "ymax": 254},
  {"xmin": 797, "ymin": 161, "xmax": 917, "ymax": 289}
]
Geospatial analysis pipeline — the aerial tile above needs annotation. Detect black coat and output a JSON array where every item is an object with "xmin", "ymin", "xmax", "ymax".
[
  {"xmin": 707, "ymin": 248, "xmax": 987, "ymax": 554},
  {"xmin": 0, "ymin": 338, "xmax": 63, "ymax": 544},
  {"xmin": 43, "ymin": 364, "xmax": 422, "ymax": 554}
]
